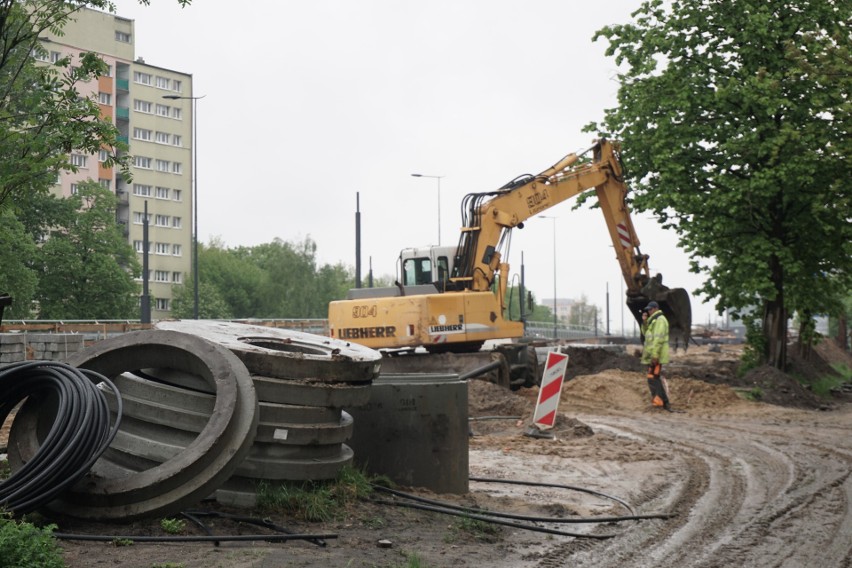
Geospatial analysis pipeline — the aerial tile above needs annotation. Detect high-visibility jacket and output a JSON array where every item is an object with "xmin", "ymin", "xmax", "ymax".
[{"xmin": 641, "ymin": 311, "xmax": 670, "ymax": 365}]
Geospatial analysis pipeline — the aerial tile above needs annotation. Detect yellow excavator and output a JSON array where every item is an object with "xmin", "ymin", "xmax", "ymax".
[{"xmin": 328, "ymin": 139, "xmax": 691, "ymax": 386}]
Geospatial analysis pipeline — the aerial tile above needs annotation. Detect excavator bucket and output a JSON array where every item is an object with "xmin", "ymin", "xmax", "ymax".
[{"xmin": 627, "ymin": 277, "xmax": 692, "ymax": 349}]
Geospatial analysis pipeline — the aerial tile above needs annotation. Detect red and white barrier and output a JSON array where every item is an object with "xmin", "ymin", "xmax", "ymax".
[{"xmin": 531, "ymin": 351, "xmax": 569, "ymax": 431}]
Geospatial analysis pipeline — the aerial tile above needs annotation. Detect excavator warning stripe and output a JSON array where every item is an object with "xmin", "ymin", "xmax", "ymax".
[
  {"xmin": 531, "ymin": 351, "xmax": 569, "ymax": 430},
  {"xmin": 616, "ymin": 223, "xmax": 632, "ymax": 248}
]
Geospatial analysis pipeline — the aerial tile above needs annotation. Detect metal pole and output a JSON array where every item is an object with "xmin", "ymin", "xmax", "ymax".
[
  {"xmin": 141, "ymin": 201, "xmax": 151, "ymax": 323},
  {"xmin": 192, "ymin": 97, "xmax": 198, "ymax": 319},
  {"xmin": 163, "ymin": 94, "xmax": 204, "ymax": 320},
  {"xmin": 411, "ymin": 174, "xmax": 443, "ymax": 245},
  {"xmin": 552, "ymin": 221, "xmax": 557, "ymax": 339}
]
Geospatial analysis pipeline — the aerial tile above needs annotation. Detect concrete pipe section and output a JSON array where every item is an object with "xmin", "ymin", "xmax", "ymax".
[
  {"xmin": 154, "ymin": 320, "xmax": 382, "ymax": 383},
  {"xmin": 11, "ymin": 329, "xmax": 259, "ymax": 521}
]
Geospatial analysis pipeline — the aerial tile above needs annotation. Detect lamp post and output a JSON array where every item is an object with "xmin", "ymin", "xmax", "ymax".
[
  {"xmin": 539, "ymin": 215, "xmax": 558, "ymax": 339},
  {"xmin": 163, "ymin": 94, "xmax": 205, "ymax": 319},
  {"xmin": 411, "ymin": 173, "xmax": 443, "ymax": 245}
]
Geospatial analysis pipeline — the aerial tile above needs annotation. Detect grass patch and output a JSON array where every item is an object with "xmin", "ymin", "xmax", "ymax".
[
  {"xmin": 159, "ymin": 518, "xmax": 185, "ymax": 535},
  {"xmin": 391, "ymin": 551, "xmax": 433, "ymax": 568},
  {"xmin": 444, "ymin": 515, "xmax": 502, "ymax": 544},
  {"xmin": 0, "ymin": 511, "xmax": 65, "ymax": 568},
  {"xmin": 256, "ymin": 465, "xmax": 378, "ymax": 522}
]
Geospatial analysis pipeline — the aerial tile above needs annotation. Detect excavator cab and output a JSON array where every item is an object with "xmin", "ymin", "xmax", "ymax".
[{"xmin": 626, "ymin": 275, "xmax": 692, "ymax": 348}]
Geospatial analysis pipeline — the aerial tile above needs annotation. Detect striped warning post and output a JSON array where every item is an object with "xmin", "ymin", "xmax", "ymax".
[
  {"xmin": 531, "ymin": 351, "xmax": 570, "ymax": 431},
  {"xmin": 616, "ymin": 223, "xmax": 632, "ymax": 249}
]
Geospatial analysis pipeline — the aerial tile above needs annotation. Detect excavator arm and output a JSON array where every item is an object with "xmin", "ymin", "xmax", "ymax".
[{"xmin": 451, "ymin": 139, "xmax": 692, "ymax": 345}]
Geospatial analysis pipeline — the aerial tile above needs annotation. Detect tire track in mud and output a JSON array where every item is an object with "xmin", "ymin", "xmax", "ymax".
[{"xmin": 525, "ymin": 410, "xmax": 852, "ymax": 568}]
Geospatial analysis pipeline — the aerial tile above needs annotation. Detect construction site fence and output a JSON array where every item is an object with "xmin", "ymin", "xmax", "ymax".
[{"xmin": 0, "ymin": 319, "xmax": 330, "ymax": 363}]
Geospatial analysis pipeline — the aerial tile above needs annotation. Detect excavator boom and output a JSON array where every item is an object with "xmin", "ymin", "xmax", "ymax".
[{"xmin": 328, "ymin": 138, "xmax": 692, "ymax": 357}]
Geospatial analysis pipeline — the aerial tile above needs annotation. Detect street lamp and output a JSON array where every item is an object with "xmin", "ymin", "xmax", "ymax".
[
  {"xmin": 411, "ymin": 173, "xmax": 443, "ymax": 245},
  {"xmin": 163, "ymin": 94, "xmax": 205, "ymax": 319},
  {"xmin": 539, "ymin": 215, "xmax": 558, "ymax": 339}
]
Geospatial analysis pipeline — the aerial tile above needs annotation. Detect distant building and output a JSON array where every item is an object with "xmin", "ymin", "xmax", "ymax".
[
  {"xmin": 41, "ymin": 8, "xmax": 193, "ymax": 320},
  {"xmin": 542, "ymin": 298, "xmax": 575, "ymax": 322}
]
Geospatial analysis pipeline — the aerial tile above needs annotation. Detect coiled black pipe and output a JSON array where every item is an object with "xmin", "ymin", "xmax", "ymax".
[{"xmin": 0, "ymin": 360, "xmax": 122, "ymax": 514}]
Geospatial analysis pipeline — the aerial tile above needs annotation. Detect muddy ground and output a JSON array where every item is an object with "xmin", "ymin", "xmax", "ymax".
[{"xmin": 5, "ymin": 340, "xmax": 852, "ymax": 568}]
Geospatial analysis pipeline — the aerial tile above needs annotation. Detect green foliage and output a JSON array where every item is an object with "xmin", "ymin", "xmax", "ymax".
[
  {"xmin": 588, "ymin": 0, "xmax": 852, "ymax": 368},
  {"xmin": 0, "ymin": 1, "xmax": 131, "ymax": 213},
  {"xmin": 19, "ymin": 182, "xmax": 140, "ymax": 319},
  {"xmin": 742, "ymin": 387, "xmax": 763, "ymax": 402},
  {"xmin": 159, "ymin": 518, "xmax": 185, "ymax": 535},
  {"xmin": 444, "ymin": 515, "xmax": 502, "ymax": 544},
  {"xmin": 0, "ymin": 511, "xmax": 65, "ymax": 568},
  {"xmin": 110, "ymin": 538, "xmax": 133, "ymax": 547},
  {"xmin": 390, "ymin": 551, "xmax": 433, "ymax": 568},
  {"xmin": 739, "ymin": 316, "xmax": 767, "ymax": 376},
  {"xmin": 191, "ymin": 237, "xmax": 355, "ymax": 319},
  {"xmin": 151, "ymin": 563, "xmax": 184, "ymax": 568},
  {"xmin": 0, "ymin": 211, "xmax": 38, "ymax": 318},
  {"xmin": 256, "ymin": 465, "xmax": 374, "ymax": 522}
]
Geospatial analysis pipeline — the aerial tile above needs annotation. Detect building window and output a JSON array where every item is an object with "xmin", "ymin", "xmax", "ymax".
[
  {"xmin": 133, "ymin": 184, "xmax": 152, "ymax": 196},
  {"xmin": 155, "ymin": 298, "xmax": 170, "ymax": 311},
  {"xmin": 105, "ymin": 64, "xmax": 113, "ymax": 77},
  {"xmin": 133, "ymin": 127, "xmax": 152, "ymax": 141},
  {"xmin": 133, "ymin": 156, "xmax": 152, "ymax": 169},
  {"xmin": 172, "ymin": 271, "xmax": 182, "ymax": 283},
  {"xmin": 155, "ymin": 76, "xmax": 170, "ymax": 89},
  {"xmin": 155, "ymin": 104, "xmax": 170, "ymax": 117},
  {"xmin": 133, "ymin": 211, "xmax": 151, "ymax": 225},
  {"xmin": 50, "ymin": 51, "xmax": 62, "ymax": 63},
  {"xmin": 133, "ymin": 71, "xmax": 152, "ymax": 85},
  {"xmin": 98, "ymin": 149, "xmax": 109, "ymax": 163},
  {"xmin": 133, "ymin": 99, "xmax": 152, "ymax": 113},
  {"xmin": 172, "ymin": 189, "xmax": 182, "ymax": 201},
  {"xmin": 155, "ymin": 186, "xmax": 169, "ymax": 199},
  {"xmin": 70, "ymin": 154, "xmax": 88, "ymax": 168},
  {"xmin": 172, "ymin": 244, "xmax": 182, "ymax": 257},
  {"xmin": 171, "ymin": 162, "xmax": 183, "ymax": 174},
  {"xmin": 172, "ymin": 80, "xmax": 182, "ymax": 93},
  {"xmin": 154, "ymin": 270, "xmax": 170, "ymax": 282},
  {"xmin": 171, "ymin": 134, "xmax": 182, "ymax": 147},
  {"xmin": 33, "ymin": 49, "xmax": 50, "ymax": 62},
  {"xmin": 115, "ymin": 31, "xmax": 131, "ymax": 43},
  {"xmin": 155, "ymin": 159, "xmax": 170, "ymax": 172},
  {"xmin": 155, "ymin": 214, "xmax": 170, "ymax": 227},
  {"xmin": 155, "ymin": 131, "xmax": 170, "ymax": 144},
  {"xmin": 155, "ymin": 243, "xmax": 170, "ymax": 255},
  {"xmin": 172, "ymin": 107, "xmax": 182, "ymax": 120},
  {"xmin": 171, "ymin": 217, "xmax": 182, "ymax": 229},
  {"xmin": 98, "ymin": 92, "xmax": 111, "ymax": 105},
  {"xmin": 99, "ymin": 179, "xmax": 111, "ymax": 190},
  {"xmin": 70, "ymin": 183, "xmax": 79, "ymax": 195}
]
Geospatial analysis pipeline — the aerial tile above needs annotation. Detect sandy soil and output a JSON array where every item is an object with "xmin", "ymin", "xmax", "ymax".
[{"xmin": 6, "ymin": 342, "xmax": 852, "ymax": 567}]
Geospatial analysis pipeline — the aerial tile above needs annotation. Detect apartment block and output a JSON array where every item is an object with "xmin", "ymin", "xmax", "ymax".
[{"xmin": 40, "ymin": 7, "xmax": 193, "ymax": 321}]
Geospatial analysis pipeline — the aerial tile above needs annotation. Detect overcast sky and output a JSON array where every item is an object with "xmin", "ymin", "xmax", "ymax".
[{"xmin": 109, "ymin": 0, "xmax": 721, "ymax": 332}]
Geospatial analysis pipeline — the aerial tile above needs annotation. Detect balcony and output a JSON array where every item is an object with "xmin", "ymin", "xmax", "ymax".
[
  {"xmin": 116, "ymin": 78, "xmax": 129, "ymax": 91},
  {"xmin": 116, "ymin": 107, "xmax": 129, "ymax": 121}
]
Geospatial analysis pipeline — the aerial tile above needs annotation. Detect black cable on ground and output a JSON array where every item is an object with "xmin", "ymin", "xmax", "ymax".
[
  {"xmin": 182, "ymin": 509, "xmax": 329, "ymax": 548},
  {"xmin": 51, "ymin": 533, "xmax": 338, "ymax": 544},
  {"xmin": 369, "ymin": 497, "xmax": 618, "ymax": 539},
  {"xmin": 373, "ymin": 485, "xmax": 672, "ymax": 524},
  {"xmin": 470, "ymin": 476, "xmax": 637, "ymax": 516},
  {"xmin": 0, "ymin": 360, "xmax": 122, "ymax": 514}
]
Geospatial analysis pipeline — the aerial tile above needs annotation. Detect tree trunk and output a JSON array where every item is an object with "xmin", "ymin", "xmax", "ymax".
[
  {"xmin": 837, "ymin": 313, "xmax": 849, "ymax": 352},
  {"xmin": 764, "ymin": 299, "xmax": 787, "ymax": 370}
]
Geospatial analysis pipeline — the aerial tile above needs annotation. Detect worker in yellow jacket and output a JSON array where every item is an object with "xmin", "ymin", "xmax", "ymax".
[{"xmin": 640, "ymin": 301, "xmax": 672, "ymax": 411}]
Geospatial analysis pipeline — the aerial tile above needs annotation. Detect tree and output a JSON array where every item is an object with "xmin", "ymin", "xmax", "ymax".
[
  {"xmin": 589, "ymin": 0, "xmax": 851, "ymax": 369},
  {"xmin": 171, "ymin": 279, "xmax": 232, "ymax": 320},
  {"xmin": 0, "ymin": 211, "xmax": 38, "ymax": 319},
  {"xmin": 26, "ymin": 181, "xmax": 140, "ymax": 319},
  {"xmin": 0, "ymin": 1, "xmax": 194, "ymax": 213}
]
